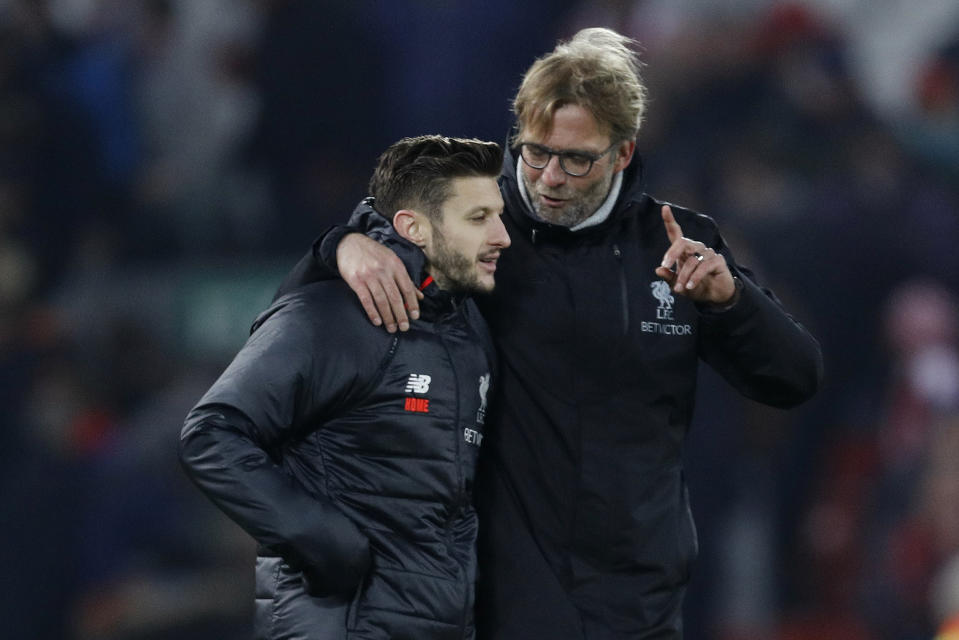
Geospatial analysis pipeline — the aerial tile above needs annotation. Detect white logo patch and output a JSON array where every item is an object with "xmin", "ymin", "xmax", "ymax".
[
  {"xmin": 650, "ymin": 280, "xmax": 674, "ymax": 319},
  {"xmin": 476, "ymin": 373, "xmax": 490, "ymax": 424},
  {"xmin": 405, "ymin": 374, "xmax": 432, "ymax": 394},
  {"xmin": 644, "ymin": 280, "xmax": 693, "ymax": 336},
  {"xmin": 464, "ymin": 427, "xmax": 484, "ymax": 447}
]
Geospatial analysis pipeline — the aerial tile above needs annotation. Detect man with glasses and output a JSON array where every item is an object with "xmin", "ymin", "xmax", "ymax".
[{"xmin": 312, "ymin": 28, "xmax": 823, "ymax": 639}]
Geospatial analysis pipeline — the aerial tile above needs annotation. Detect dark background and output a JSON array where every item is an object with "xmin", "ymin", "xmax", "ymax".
[{"xmin": 3, "ymin": 1, "xmax": 959, "ymax": 639}]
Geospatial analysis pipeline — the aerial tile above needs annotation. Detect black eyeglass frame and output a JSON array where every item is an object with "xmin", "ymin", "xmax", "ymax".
[{"xmin": 516, "ymin": 141, "xmax": 621, "ymax": 177}]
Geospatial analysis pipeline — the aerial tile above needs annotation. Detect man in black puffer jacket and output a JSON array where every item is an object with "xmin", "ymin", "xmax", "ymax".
[{"xmin": 179, "ymin": 135, "xmax": 510, "ymax": 640}]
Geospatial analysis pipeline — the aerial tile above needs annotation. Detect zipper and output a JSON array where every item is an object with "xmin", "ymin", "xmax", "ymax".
[
  {"xmin": 613, "ymin": 244, "xmax": 629, "ymax": 335},
  {"xmin": 454, "ymin": 503, "xmax": 471, "ymax": 640},
  {"xmin": 437, "ymin": 497, "xmax": 470, "ymax": 640},
  {"xmin": 439, "ymin": 321, "xmax": 465, "ymax": 505},
  {"xmin": 436, "ymin": 500, "xmax": 471, "ymax": 640},
  {"xmin": 443, "ymin": 307, "xmax": 474, "ymax": 640}
]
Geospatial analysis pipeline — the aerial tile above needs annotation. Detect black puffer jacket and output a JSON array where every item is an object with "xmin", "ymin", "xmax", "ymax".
[
  {"xmin": 180, "ymin": 200, "xmax": 496, "ymax": 640},
  {"xmin": 468, "ymin": 143, "xmax": 823, "ymax": 639}
]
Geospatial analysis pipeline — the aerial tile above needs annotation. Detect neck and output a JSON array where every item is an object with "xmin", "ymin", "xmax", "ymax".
[{"xmin": 570, "ymin": 170, "xmax": 623, "ymax": 231}]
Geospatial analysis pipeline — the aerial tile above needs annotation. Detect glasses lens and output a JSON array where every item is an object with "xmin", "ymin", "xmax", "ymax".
[
  {"xmin": 521, "ymin": 144, "xmax": 550, "ymax": 168},
  {"xmin": 560, "ymin": 153, "xmax": 592, "ymax": 176}
]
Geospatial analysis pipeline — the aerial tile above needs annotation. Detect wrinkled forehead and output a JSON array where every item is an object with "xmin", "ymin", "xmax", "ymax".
[
  {"xmin": 517, "ymin": 103, "xmax": 564, "ymax": 140},
  {"xmin": 517, "ymin": 102, "xmax": 612, "ymax": 148}
]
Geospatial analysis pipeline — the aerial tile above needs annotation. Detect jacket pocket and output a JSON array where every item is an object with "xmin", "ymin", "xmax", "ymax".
[{"xmin": 269, "ymin": 559, "xmax": 353, "ymax": 638}]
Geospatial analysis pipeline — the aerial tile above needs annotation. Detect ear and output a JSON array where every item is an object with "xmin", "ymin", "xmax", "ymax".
[
  {"xmin": 393, "ymin": 209, "xmax": 431, "ymax": 247},
  {"xmin": 612, "ymin": 139, "xmax": 636, "ymax": 174}
]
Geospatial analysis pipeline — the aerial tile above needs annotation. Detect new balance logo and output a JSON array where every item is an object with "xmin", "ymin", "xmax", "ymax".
[{"xmin": 405, "ymin": 374, "xmax": 431, "ymax": 394}]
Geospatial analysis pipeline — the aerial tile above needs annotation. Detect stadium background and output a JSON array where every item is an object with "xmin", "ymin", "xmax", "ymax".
[{"xmin": 2, "ymin": 1, "xmax": 959, "ymax": 638}]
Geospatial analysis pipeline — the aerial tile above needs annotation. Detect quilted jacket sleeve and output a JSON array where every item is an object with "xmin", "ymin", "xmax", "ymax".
[
  {"xmin": 698, "ymin": 266, "xmax": 823, "ymax": 408},
  {"xmin": 179, "ymin": 287, "xmax": 377, "ymax": 596}
]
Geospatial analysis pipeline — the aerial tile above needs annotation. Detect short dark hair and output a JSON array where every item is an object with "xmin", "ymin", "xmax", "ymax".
[{"xmin": 369, "ymin": 135, "xmax": 503, "ymax": 221}]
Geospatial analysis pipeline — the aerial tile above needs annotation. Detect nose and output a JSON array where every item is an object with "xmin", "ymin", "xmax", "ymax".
[
  {"xmin": 489, "ymin": 215, "xmax": 511, "ymax": 249},
  {"xmin": 540, "ymin": 154, "xmax": 567, "ymax": 187}
]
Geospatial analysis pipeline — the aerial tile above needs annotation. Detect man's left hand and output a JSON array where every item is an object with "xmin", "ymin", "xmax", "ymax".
[{"xmin": 654, "ymin": 205, "xmax": 736, "ymax": 306}]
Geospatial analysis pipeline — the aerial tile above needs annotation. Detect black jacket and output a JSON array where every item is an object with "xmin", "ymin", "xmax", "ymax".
[
  {"xmin": 315, "ymin": 143, "xmax": 822, "ymax": 640},
  {"xmin": 180, "ymin": 200, "xmax": 496, "ymax": 640}
]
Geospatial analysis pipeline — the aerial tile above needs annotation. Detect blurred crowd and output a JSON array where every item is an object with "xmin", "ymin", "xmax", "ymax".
[{"xmin": 1, "ymin": 1, "xmax": 958, "ymax": 639}]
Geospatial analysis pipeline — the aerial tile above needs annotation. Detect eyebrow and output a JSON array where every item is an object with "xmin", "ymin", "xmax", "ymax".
[
  {"xmin": 523, "ymin": 142, "xmax": 603, "ymax": 156},
  {"xmin": 464, "ymin": 206, "xmax": 501, "ymax": 216}
]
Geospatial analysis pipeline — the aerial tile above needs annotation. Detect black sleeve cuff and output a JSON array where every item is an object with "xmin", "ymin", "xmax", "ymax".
[
  {"xmin": 696, "ymin": 276, "xmax": 744, "ymax": 315},
  {"xmin": 315, "ymin": 225, "xmax": 358, "ymax": 276}
]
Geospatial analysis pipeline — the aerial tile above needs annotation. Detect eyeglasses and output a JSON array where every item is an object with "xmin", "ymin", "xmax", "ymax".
[{"xmin": 517, "ymin": 141, "xmax": 620, "ymax": 177}]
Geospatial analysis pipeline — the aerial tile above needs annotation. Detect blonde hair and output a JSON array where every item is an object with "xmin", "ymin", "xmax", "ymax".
[{"xmin": 513, "ymin": 28, "xmax": 647, "ymax": 144}]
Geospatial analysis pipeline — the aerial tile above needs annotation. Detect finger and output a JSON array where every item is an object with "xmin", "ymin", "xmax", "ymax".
[
  {"xmin": 397, "ymin": 278, "xmax": 422, "ymax": 323},
  {"xmin": 368, "ymin": 283, "xmax": 399, "ymax": 333},
  {"xmin": 661, "ymin": 205, "xmax": 684, "ymax": 244},
  {"xmin": 661, "ymin": 238, "xmax": 702, "ymax": 275},
  {"xmin": 355, "ymin": 287, "xmax": 383, "ymax": 327},
  {"xmin": 659, "ymin": 208, "xmax": 689, "ymax": 270},
  {"xmin": 654, "ymin": 265, "xmax": 677, "ymax": 286},
  {"xmin": 683, "ymin": 253, "xmax": 718, "ymax": 292},
  {"xmin": 691, "ymin": 253, "xmax": 736, "ymax": 303},
  {"xmin": 339, "ymin": 234, "xmax": 391, "ymax": 328},
  {"xmin": 380, "ymin": 275, "xmax": 411, "ymax": 332},
  {"xmin": 368, "ymin": 252, "xmax": 419, "ymax": 330},
  {"xmin": 660, "ymin": 239, "xmax": 684, "ymax": 272},
  {"xmin": 673, "ymin": 252, "xmax": 702, "ymax": 293}
]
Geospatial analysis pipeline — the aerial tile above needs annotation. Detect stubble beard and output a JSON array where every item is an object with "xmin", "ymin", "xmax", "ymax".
[
  {"xmin": 427, "ymin": 226, "xmax": 490, "ymax": 295},
  {"xmin": 524, "ymin": 167, "xmax": 613, "ymax": 227}
]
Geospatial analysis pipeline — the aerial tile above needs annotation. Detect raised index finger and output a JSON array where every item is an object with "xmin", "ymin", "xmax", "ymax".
[{"xmin": 661, "ymin": 205, "xmax": 684, "ymax": 243}]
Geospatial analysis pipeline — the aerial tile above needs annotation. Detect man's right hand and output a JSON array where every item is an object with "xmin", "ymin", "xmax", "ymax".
[{"xmin": 337, "ymin": 233, "xmax": 422, "ymax": 332}]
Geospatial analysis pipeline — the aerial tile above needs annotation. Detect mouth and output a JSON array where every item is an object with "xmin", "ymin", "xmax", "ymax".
[
  {"xmin": 538, "ymin": 193, "xmax": 568, "ymax": 208},
  {"xmin": 478, "ymin": 253, "xmax": 500, "ymax": 273}
]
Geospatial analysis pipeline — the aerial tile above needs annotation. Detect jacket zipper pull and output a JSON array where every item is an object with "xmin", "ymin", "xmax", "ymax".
[{"xmin": 531, "ymin": 228, "xmax": 538, "ymax": 244}]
